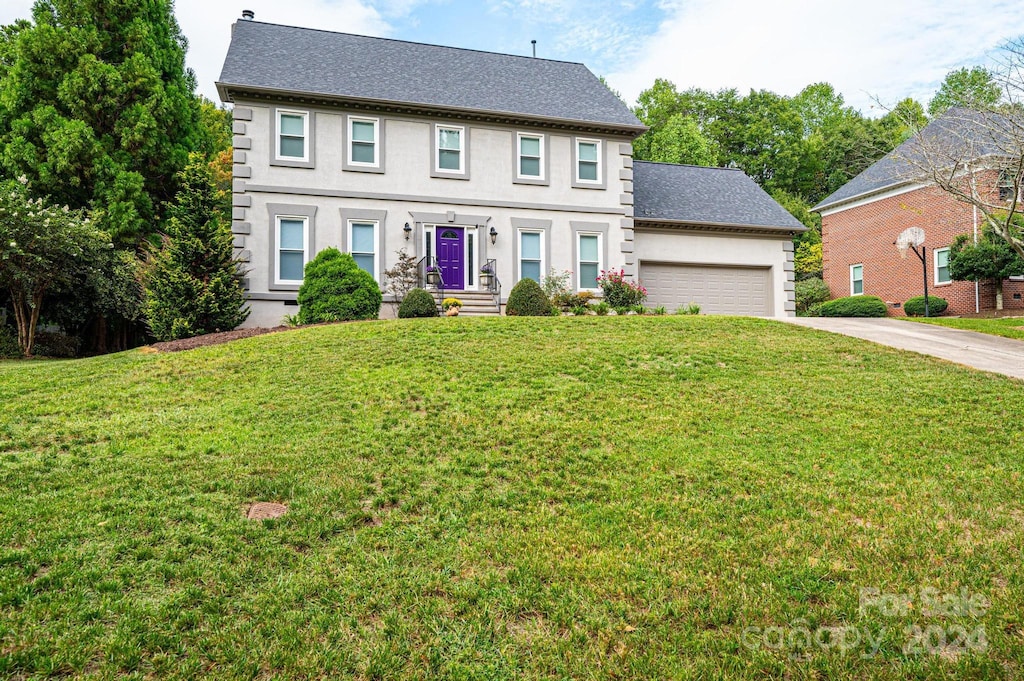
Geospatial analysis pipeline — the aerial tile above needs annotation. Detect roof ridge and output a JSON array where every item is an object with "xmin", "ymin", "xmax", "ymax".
[
  {"xmin": 237, "ymin": 19, "xmax": 589, "ymax": 68},
  {"xmin": 634, "ymin": 160, "xmax": 742, "ymax": 171}
]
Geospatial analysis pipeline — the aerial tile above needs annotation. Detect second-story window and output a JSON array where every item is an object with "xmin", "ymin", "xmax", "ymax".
[
  {"xmin": 518, "ymin": 133, "xmax": 544, "ymax": 180},
  {"xmin": 437, "ymin": 126, "xmax": 463, "ymax": 173},
  {"xmin": 348, "ymin": 117, "xmax": 379, "ymax": 167},
  {"xmin": 277, "ymin": 110, "xmax": 308, "ymax": 161},
  {"xmin": 575, "ymin": 138, "xmax": 601, "ymax": 184}
]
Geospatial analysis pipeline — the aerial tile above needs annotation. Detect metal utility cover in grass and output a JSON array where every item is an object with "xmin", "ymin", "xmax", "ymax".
[{"xmin": 247, "ymin": 502, "xmax": 288, "ymax": 520}]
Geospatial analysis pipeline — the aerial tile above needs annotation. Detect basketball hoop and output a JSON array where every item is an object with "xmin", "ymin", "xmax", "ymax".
[{"xmin": 895, "ymin": 227, "xmax": 925, "ymax": 259}]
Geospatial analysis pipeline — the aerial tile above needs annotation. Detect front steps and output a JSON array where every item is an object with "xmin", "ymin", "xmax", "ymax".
[{"xmin": 436, "ymin": 290, "xmax": 502, "ymax": 316}]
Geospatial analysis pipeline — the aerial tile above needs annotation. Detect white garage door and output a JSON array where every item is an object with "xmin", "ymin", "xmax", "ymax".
[{"xmin": 640, "ymin": 263, "xmax": 773, "ymax": 316}]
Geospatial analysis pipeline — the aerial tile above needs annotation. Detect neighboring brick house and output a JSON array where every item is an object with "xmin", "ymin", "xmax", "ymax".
[
  {"xmin": 216, "ymin": 14, "xmax": 805, "ymax": 325},
  {"xmin": 814, "ymin": 111, "xmax": 1024, "ymax": 315}
]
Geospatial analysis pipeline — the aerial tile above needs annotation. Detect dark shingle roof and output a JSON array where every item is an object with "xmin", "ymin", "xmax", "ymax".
[
  {"xmin": 813, "ymin": 108, "xmax": 1014, "ymax": 212},
  {"xmin": 217, "ymin": 20, "xmax": 644, "ymax": 132},
  {"xmin": 632, "ymin": 161, "xmax": 806, "ymax": 231}
]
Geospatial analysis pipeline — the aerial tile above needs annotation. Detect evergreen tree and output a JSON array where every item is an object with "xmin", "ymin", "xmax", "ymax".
[
  {"xmin": 0, "ymin": 0, "xmax": 204, "ymax": 245},
  {"xmin": 144, "ymin": 154, "xmax": 248, "ymax": 340}
]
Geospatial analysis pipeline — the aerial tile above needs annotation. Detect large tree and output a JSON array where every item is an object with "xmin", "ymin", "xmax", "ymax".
[
  {"xmin": 928, "ymin": 66, "xmax": 1002, "ymax": 118},
  {"xmin": 0, "ymin": 0, "xmax": 204, "ymax": 245}
]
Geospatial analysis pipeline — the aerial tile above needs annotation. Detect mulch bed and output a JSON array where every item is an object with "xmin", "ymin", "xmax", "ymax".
[{"xmin": 149, "ymin": 326, "xmax": 290, "ymax": 353}]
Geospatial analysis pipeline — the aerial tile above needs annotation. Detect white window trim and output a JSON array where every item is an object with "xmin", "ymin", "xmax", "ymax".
[
  {"xmin": 347, "ymin": 219, "xmax": 380, "ymax": 282},
  {"xmin": 934, "ymin": 247, "xmax": 952, "ymax": 285},
  {"xmin": 435, "ymin": 125, "xmax": 465, "ymax": 174},
  {"xmin": 576, "ymin": 232, "xmax": 603, "ymax": 292},
  {"xmin": 850, "ymin": 264, "xmax": 864, "ymax": 296},
  {"xmin": 276, "ymin": 109, "xmax": 309, "ymax": 163},
  {"xmin": 347, "ymin": 115, "xmax": 379, "ymax": 168},
  {"xmin": 275, "ymin": 215, "xmax": 309, "ymax": 286},
  {"xmin": 518, "ymin": 229, "xmax": 545, "ymax": 283},
  {"xmin": 516, "ymin": 132, "xmax": 545, "ymax": 181},
  {"xmin": 575, "ymin": 138, "xmax": 602, "ymax": 185}
]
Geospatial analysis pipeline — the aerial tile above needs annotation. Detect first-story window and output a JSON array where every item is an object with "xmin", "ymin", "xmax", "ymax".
[
  {"xmin": 577, "ymin": 233, "xmax": 601, "ymax": 290},
  {"xmin": 850, "ymin": 263, "xmax": 864, "ymax": 295},
  {"xmin": 348, "ymin": 116, "xmax": 378, "ymax": 167},
  {"xmin": 349, "ymin": 220, "xmax": 377, "ymax": 278},
  {"xmin": 519, "ymin": 231, "xmax": 543, "ymax": 283},
  {"xmin": 935, "ymin": 247, "xmax": 951, "ymax": 285},
  {"xmin": 277, "ymin": 216, "xmax": 308, "ymax": 284},
  {"xmin": 437, "ymin": 126, "xmax": 463, "ymax": 173},
  {"xmin": 277, "ymin": 110, "xmax": 308, "ymax": 161}
]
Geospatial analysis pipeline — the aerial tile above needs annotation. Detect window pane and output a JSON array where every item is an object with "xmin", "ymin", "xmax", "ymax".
[
  {"xmin": 279, "ymin": 114, "xmax": 304, "ymax": 136},
  {"xmin": 279, "ymin": 136, "xmax": 305, "ymax": 158},
  {"xmin": 578, "ymin": 142, "xmax": 598, "ymax": 162},
  {"xmin": 279, "ymin": 220, "xmax": 305, "ymax": 250},
  {"xmin": 578, "ymin": 161, "xmax": 598, "ymax": 181},
  {"xmin": 351, "ymin": 223, "xmax": 375, "ymax": 253},
  {"xmin": 579, "ymin": 263, "xmax": 599, "ymax": 289},
  {"xmin": 439, "ymin": 149, "xmax": 461, "ymax": 170},
  {"xmin": 521, "ymin": 260, "xmax": 541, "ymax": 283},
  {"xmin": 853, "ymin": 279, "xmax": 863, "ymax": 295},
  {"xmin": 520, "ymin": 157, "xmax": 540, "ymax": 177},
  {"xmin": 438, "ymin": 129, "xmax": 461, "ymax": 150},
  {"xmin": 279, "ymin": 251, "xmax": 304, "ymax": 281},
  {"xmin": 938, "ymin": 266, "xmax": 950, "ymax": 282},
  {"xmin": 353, "ymin": 253, "xmax": 374, "ymax": 274},
  {"xmin": 520, "ymin": 232, "xmax": 540, "ymax": 260},
  {"xmin": 579, "ymin": 235, "xmax": 599, "ymax": 262},
  {"xmin": 852, "ymin": 265, "xmax": 862, "ymax": 279},
  {"xmin": 351, "ymin": 141, "xmax": 375, "ymax": 164},
  {"xmin": 520, "ymin": 136, "xmax": 540, "ymax": 157},
  {"xmin": 937, "ymin": 249, "xmax": 949, "ymax": 267},
  {"xmin": 352, "ymin": 120, "xmax": 375, "ymax": 142}
]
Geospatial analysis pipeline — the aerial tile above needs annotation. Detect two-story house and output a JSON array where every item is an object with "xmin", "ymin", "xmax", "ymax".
[{"xmin": 217, "ymin": 15, "xmax": 804, "ymax": 325}]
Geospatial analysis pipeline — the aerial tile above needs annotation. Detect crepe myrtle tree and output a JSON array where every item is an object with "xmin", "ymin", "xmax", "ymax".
[
  {"xmin": 888, "ymin": 47, "xmax": 1024, "ymax": 262},
  {"xmin": 0, "ymin": 177, "xmax": 110, "ymax": 356}
]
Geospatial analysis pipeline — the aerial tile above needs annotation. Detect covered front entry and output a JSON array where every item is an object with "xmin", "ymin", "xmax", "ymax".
[
  {"xmin": 640, "ymin": 262, "xmax": 773, "ymax": 316},
  {"xmin": 436, "ymin": 227, "xmax": 464, "ymax": 289}
]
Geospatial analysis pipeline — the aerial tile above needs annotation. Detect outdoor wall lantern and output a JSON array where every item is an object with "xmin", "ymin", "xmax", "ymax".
[
  {"xmin": 403, "ymin": 222, "xmax": 412, "ymax": 240},
  {"xmin": 489, "ymin": 225, "xmax": 498, "ymax": 245}
]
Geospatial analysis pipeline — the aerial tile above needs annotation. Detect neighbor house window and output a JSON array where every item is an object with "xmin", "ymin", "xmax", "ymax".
[
  {"xmin": 850, "ymin": 264, "xmax": 864, "ymax": 295},
  {"xmin": 518, "ymin": 133, "xmax": 544, "ymax": 179},
  {"xmin": 577, "ymin": 233, "xmax": 601, "ymax": 291},
  {"xmin": 998, "ymin": 169, "xmax": 1016, "ymax": 201},
  {"xmin": 935, "ymin": 247, "xmax": 951, "ymax": 285},
  {"xmin": 576, "ymin": 139, "xmax": 601, "ymax": 184},
  {"xmin": 436, "ymin": 126, "xmax": 463, "ymax": 173},
  {"xmin": 348, "ymin": 116, "xmax": 378, "ymax": 167},
  {"xmin": 276, "ymin": 216, "xmax": 308, "ymax": 285},
  {"xmin": 519, "ymin": 231, "xmax": 543, "ymax": 283},
  {"xmin": 277, "ymin": 110, "xmax": 308, "ymax": 161},
  {"xmin": 348, "ymin": 220, "xmax": 378, "ymax": 279}
]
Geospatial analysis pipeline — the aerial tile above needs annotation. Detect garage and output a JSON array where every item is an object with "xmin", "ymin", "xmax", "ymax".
[{"xmin": 640, "ymin": 262, "xmax": 773, "ymax": 316}]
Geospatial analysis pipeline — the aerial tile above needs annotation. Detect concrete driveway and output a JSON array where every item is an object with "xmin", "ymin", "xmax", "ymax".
[{"xmin": 785, "ymin": 317, "xmax": 1024, "ymax": 380}]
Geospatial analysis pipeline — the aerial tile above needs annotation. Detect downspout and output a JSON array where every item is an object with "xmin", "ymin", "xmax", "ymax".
[{"xmin": 973, "ymin": 193, "xmax": 980, "ymax": 314}]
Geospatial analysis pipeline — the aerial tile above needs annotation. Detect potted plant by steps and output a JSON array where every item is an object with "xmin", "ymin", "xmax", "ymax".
[
  {"xmin": 479, "ymin": 264, "xmax": 494, "ymax": 288},
  {"xmin": 426, "ymin": 265, "xmax": 440, "ymax": 286},
  {"xmin": 443, "ymin": 297, "xmax": 463, "ymax": 316}
]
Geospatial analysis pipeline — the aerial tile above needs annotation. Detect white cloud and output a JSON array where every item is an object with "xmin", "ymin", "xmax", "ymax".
[
  {"xmin": 606, "ymin": 0, "xmax": 1024, "ymax": 114},
  {"xmin": 0, "ymin": 1, "xmax": 391, "ymax": 103}
]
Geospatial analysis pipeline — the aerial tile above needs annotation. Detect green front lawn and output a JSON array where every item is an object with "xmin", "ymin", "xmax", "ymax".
[
  {"xmin": 1, "ymin": 317, "xmax": 1022, "ymax": 679},
  {"xmin": 903, "ymin": 315, "xmax": 1024, "ymax": 341}
]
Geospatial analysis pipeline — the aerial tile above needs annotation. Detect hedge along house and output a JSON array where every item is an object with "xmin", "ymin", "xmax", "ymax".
[
  {"xmin": 217, "ymin": 14, "xmax": 804, "ymax": 324},
  {"xmin": 814, "ymin": 108, "xmax": 1024, "ymax": 316}
]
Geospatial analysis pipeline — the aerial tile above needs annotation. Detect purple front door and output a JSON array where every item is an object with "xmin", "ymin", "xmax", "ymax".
[{"xmin": 436, "ymin": 227, "xmax": 464, "ymax": 289}]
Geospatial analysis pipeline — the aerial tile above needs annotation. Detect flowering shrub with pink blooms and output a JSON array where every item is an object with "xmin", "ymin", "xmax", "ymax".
[{"xmin": 596, "ymin": 268, "xmax": 647, "ymax": 308}]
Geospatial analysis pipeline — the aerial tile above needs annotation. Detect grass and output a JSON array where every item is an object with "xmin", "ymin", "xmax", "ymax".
[
  {"xmin": 903, "ymin": 315, "xmax": 1024, "ymax": 341},
  {"xmin": 1, "ymin": 316, "xmax": 1023, "ymax": 679}
]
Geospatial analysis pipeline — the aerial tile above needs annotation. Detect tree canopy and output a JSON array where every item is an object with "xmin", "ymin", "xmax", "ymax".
[{"xmin": 927, "ymin": 66, "xmax": 1002, "ymax": 117}]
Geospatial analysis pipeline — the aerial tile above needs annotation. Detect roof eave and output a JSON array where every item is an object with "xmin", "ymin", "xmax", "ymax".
[
  {"xmin": 217, "ymin": 82, "xmax": 648, "ymax": 137},
  {"xmin": 635, "ymin": 216, "xmax": 806, "ymax": 234},
  {"xmin": 812, "ymin": 179, "xmax": 919, "ymax": 213}
]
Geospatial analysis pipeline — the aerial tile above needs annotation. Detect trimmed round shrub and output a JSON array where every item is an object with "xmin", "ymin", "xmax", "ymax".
[
  {"xmin": 398, "ymin": 288, "xmax": 438, "ymax": 318},
  {"xmin": 903, "ymin": 295, "xmax": 948, "ymax": 317},
  {"xmin": 297, "ymin": 248, "xmax": 382, "ymax": 324},
  {"xmin": 506, "ymin": 278, "xmax": 553, "ymax": 316},
  {"xmin": 795, "ymin": 277, "xmax": 831, "ymax": 315},
  {"xmin": 817, "ymin": 295, "xmax": 888, "ymax": 318}
]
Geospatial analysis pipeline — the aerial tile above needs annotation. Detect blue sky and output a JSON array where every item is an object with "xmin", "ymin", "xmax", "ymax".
[{"xmin": 3, "ymin": 0, "xmax": 1024, "ymax": 116}]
